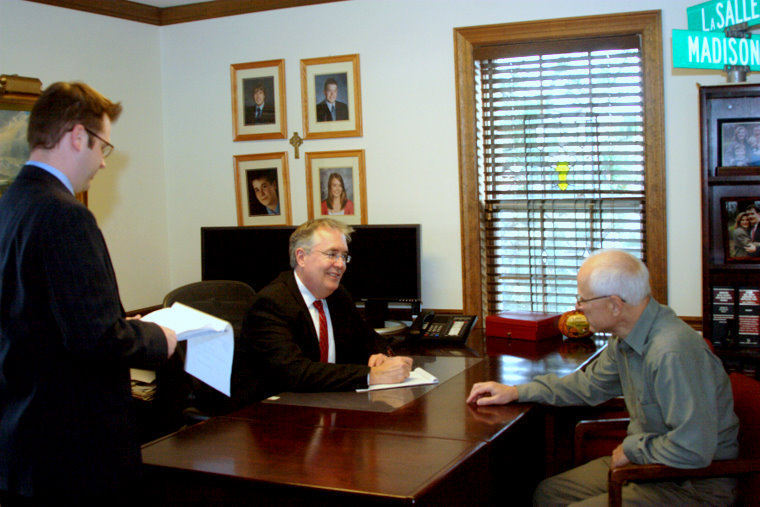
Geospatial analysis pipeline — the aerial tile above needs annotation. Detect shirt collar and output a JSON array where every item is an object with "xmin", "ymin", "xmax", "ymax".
[
  {"xmin": 620, "ymin": 297, "xmax": 659, "ymax": 355},
  {"xmin": 294, "ymin": 270, "xmax": 319, "ymax": 308},
  {"xmin": 26, "ymin": 160, "xmax": 75, "ymax": 195}
]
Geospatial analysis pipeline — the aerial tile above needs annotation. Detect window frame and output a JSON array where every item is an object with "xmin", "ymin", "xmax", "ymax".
[{"xmin": 454, "ymin": 10, "xmax": 666, "ymax": 320}]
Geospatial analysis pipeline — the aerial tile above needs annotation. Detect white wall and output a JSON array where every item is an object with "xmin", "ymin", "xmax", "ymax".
[
  {"xmin": 1, "ymin": 0, "xmax": 737, "ymax": 316},
  {"xmin": 0, "ymin": 0, "xmax": 170, "ymax": 310}
]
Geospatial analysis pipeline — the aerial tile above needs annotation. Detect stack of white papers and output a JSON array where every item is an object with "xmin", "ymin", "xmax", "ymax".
[
  {"xmin": 143, "ymin": 302, "xmax": 233, "ymax": 396},
  {"xmin": 356, "ymin": 367, "xmax": 438, "ymax": 392}
]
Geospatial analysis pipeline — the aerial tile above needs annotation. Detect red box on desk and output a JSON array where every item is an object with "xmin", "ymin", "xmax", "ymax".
[{"xmin": 485, "ymin": 311, "xmax": 562, "ymax": 341}]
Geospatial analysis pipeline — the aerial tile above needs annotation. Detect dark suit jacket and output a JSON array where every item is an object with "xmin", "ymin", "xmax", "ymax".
[
  {"xmin": 232, "ymin": 271, "xmax": 387, "ymax": 405},
  {"xmin": 316, "ymin": 100, "xmax": 349, "ymax": 121},
  {"xmin": 244, "ymin": 102, "xmax": 275, "ymax": 125},
  {"xmin": 0, "ymin": 165, "xmax": 168, "ymax": 500},
  {"xmin": 749, "ymin": 224, "xmax": 760, "ymax": 257}
]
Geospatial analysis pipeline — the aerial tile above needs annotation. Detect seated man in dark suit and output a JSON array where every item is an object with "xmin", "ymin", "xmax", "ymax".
[{"xmin": 232, "ymin": 218, "xmax": 412, "ymax": 404}]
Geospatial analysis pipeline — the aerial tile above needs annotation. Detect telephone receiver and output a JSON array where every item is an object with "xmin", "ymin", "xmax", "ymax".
[
  {"xmin": 409, "ymin": 311, "xmax": 477, "ymax": 343},
  {"xmin": 409, "ymin": 310, "xmax": 436, "ymax": 336}
]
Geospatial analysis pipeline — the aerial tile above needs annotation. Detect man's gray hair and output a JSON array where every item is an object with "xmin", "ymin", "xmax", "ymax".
[
  {"xmin": 289, "ymin": 218, "xmax": 354, "ymax": 268},
  {"xmin": 585, "ymin": 249, "xmax": 651, "ymax": 305}
]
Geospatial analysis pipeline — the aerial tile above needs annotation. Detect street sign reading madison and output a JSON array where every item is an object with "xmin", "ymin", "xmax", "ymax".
[
  {"xmin": 687, "ymin": 0, "xmax": 760, "ymax": 32},
  {"xmin": 673, "ymin": 29, "xmax": 760, "ymax": 70}
]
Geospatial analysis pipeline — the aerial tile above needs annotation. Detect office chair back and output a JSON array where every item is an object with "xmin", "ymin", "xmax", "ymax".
[
  {"xmin": 163, "ymin": 279, "xmax": 256, "ymax": 337},
  {"xmin": 157, "ymin": 280, "xmax": 256, "ymax": 425}
]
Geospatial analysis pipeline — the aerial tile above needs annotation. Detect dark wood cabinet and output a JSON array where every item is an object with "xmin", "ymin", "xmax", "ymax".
[{"xmin": 700, "ymin": 84, "xmax": 760, "ymax": 377}]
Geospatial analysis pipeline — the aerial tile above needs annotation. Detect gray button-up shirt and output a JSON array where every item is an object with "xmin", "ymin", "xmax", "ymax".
[{"xmin": 517, "ymin": 298, "xmax": 739, "ymax": 468}]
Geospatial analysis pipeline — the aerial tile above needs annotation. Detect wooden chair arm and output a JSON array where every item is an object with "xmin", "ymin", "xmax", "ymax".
[
  {"xmin": 576, "ymin": 418, "xmax": 629, "ymax": 434},
  {"xmin": 607, "ymin": 458, "xmax": 760, "ymax": 507}
]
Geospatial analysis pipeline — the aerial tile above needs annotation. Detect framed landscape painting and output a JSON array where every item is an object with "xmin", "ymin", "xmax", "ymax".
[{"xmin": 0, "ymin": 97, "xmax": 34, "ymax": 198}]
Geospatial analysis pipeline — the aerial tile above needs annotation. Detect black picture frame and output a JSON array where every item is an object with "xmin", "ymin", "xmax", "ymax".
[{"xmin": 717, "ymin": 118, "xmax": 760, "ymax": 169}]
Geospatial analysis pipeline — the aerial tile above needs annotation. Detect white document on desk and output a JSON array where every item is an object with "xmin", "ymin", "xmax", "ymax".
[
  {"xmin": 356, "ymin": 367, "xmax": 438, "ymax": 392},
  {"xmin": 142, "ymin": 302, "xmax": 233, "ymax": 397}
]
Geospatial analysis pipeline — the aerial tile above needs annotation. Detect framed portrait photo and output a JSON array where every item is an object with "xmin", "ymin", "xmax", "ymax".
[
  {"xmin": 233, "ymin": 152, "xmax": 292, "ymax": 226},
  {"xmin": 721, "ymin": 196, "xmax": 760, "ymax": 262},
  {"xmin": 305, "ymin": 149, "xmax": 367, "ymax": 225},
  {"xmin": 300, "ymin": 54, "xmax": 362, "ymax": 139},
  {"xmin": 717, "ymin": 118, "xmax": 760, "ymax": 171},
  {"xmin": 231, "ymin": 59, "xmax": 287, "ymax": 141}
]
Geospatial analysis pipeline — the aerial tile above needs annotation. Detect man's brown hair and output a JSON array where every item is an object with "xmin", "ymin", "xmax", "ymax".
[{"xmin": 27, "ymin": 81, "xmax": 122, "ymax": 151}]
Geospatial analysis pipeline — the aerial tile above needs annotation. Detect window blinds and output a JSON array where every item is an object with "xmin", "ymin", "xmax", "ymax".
[{"xmin": 476, "ymin": 46, "xmax": 646, "ymax": 314}]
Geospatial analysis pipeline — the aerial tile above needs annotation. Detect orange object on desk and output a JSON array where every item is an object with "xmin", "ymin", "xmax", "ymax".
[
  {"xmin": 558, "ymin": 310, "xmax": 592, "ymax": 339},
  {"xmin": 485, "ymin": 311, "xmax": 562, "ymax": 341}
]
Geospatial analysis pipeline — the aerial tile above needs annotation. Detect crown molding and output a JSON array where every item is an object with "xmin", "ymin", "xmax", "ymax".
[{"xmin": 24, "ymin": 0, "xmax": 347, "ymax": 25}]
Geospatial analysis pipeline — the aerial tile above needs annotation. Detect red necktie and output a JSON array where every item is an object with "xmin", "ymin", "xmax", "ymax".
[{"xmin": 313, "ymin": 300, "xmax": 329, "ymax": 362}]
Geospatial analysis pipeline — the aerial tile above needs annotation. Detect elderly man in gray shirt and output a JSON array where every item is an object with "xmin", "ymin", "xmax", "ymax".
[{"xmin": 468, "ymin": 249, "xmax": 738, "ymax": 506}]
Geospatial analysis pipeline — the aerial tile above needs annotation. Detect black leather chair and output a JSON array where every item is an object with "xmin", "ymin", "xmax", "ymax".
[{"xmin": 155, "ymin": 280, "xmax": 256, "ymax": 427}]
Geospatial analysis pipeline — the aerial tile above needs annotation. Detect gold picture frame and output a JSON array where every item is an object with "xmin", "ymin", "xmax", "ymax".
[
  {"xmin": 300, "ymin": 54, "xmax": 362, "ymax": 139},
  {"xmin": 231, "ymin": 59, "xmax": 287, "ymax": 141},
  {"xmin": 305, "ymin": 149, "xmax": 367, "ymax": 224},
  {"xmin": 233, "ymin": 152, "xmax": 292, "ymax": 226}
]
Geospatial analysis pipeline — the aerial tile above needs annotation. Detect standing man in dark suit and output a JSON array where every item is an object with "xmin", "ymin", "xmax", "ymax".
[
  {"xmin": 232, "ymin": 218, "xmax": 412, "ymax": 405},
  {"xmin": 0, "ymin": 82, "xmax": 177, "ymax": 506},
  {"xmin": 316, "ymin": 78, "xmax": 349, "ymax": 122}
]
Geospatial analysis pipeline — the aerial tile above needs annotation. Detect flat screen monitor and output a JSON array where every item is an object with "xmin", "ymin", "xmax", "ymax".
[{"xmin": 201, "ymin": 224, "xmax": 422, "ymax": 327}]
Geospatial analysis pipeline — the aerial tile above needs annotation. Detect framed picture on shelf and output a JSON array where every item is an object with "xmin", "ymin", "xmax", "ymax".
[
  {"xmin": 717, "ymin": 118, "xmax": 760, "ymax": 172},
  {"xmin": 233, "ymin": 152, "xmax": 292, "ymax": 226},
  {"xmin": 300, "ymin": 54, "xmax": 362, "ymax": 139},
  {"xmin": 721, "ymin": 196, "xmax": 760, "ymax": 262},
  {"xmin": 230, "ymin": 59, "xmax": 287, "ymax": 141},
  {"xmin": 305, "ymin": 149, "xmax": 367, "ymax": 225}
]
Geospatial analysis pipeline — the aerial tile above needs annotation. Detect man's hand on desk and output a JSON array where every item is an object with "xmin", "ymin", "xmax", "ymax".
[
  {"xmin": 369, "ymin": 356, "xmax": 413, "ymax": 385},
  {"xmin": 467, "ymin": 403, "xmax": 517, "ymax": 425},
  {"xmin": 466, "ymin": 381, "xmax": 518, "ymax": 406},
  {"xmin": 367, "ymin": 353, "xmax": 389, "ymax": 367}
]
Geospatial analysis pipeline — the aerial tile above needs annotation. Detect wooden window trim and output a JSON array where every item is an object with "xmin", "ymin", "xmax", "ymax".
[{"xmin": 454, "ymin": 10, "xmax": 666, "ymax": 320}]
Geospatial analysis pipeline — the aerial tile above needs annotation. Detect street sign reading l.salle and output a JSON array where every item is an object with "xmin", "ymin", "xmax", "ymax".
[{"xmin": 687, "ymin": 0, "xmax": 760, "ymax": 32}]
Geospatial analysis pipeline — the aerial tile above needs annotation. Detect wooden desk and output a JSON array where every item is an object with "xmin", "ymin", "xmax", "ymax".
[{"xmin": 141, "ymin": 330, "xmax": 605, "ymax": 506}]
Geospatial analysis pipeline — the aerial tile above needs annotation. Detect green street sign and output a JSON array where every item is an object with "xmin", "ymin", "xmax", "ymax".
[
  {"xmin": 673, "ymin": 29, "xmax": 760, "ymax": 70},
  {"xmin": 687, "ymin": 0, "xmax": 760, "ymax": 32}
]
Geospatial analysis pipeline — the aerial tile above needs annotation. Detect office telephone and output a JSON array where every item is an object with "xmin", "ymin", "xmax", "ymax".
[{"xmin": 408, "ymin": 311, "xmax": 477, "ymax": 343}]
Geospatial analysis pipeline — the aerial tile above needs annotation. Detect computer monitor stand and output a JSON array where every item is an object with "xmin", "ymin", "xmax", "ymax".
[
  {"xmin": 375, "ymin": 320, "xmax": 407, "ymax": 335},
  {"xmin": 364, "ymin": 300, "xmax": 418, "ymax": 334}
]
